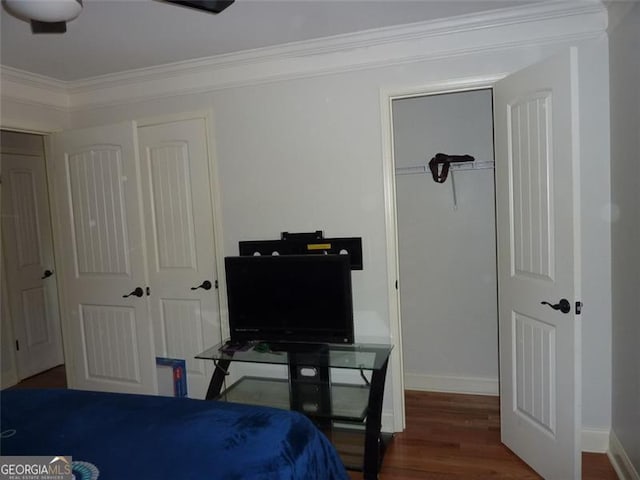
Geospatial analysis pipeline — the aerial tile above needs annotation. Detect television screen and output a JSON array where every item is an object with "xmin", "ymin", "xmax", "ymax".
[{"xmin": 225, "ymin": 254, "xmax": 354, "ymax": 345}]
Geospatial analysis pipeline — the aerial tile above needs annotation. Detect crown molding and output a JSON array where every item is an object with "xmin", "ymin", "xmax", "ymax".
[
  {"xmin": 1, "ymin": 66, "xmax": 70, "ymax": 110},
  {"xmin": 1, "ymin": 1, "xmax": 607, "ymax": 112}
]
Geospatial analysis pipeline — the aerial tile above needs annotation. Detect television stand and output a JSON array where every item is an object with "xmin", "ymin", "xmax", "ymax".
[{"xmin": 196, "ymin": 341, "xmax": 393, "ymax": 480}]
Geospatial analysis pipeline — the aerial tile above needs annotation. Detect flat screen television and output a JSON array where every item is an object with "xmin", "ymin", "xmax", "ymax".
[{"xmin": 225, "ymin": 254, "xmax": 354, "ymax": 345}]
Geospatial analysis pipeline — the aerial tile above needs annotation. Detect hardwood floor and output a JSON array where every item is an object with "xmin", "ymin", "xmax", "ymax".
[
  {"xmin": 8, "ymin": 372, "xmax": 616, "ymax": 479},
  {"xmin": 9, "ymin": 365, "xmax": 67, "ymax": 389},
  {"xmin": 347, "ymin": 390, "xmax": 617, "ymax": 480}
]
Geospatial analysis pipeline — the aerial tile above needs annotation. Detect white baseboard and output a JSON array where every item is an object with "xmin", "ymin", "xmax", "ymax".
[
  {"xmin": 404, "ymin": 372, "xmax": 499, "ymax": 396},
  {"xmin": 582, "ymin": 427, "xmax": 610, "ymax": 453},
  {"xmin": 609, "ymin": 430, "xmax": 640, "ymax": 480}
]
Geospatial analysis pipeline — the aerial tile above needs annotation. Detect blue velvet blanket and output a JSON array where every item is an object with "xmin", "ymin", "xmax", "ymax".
[{"xmin": 0, "ymin": 389, "xmax": 349, "ymax": 480}]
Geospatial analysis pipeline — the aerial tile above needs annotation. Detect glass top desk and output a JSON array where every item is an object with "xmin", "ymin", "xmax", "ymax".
[{"xmin": 196, "ymin": 341, "xmax": 393, "ymax": 479}]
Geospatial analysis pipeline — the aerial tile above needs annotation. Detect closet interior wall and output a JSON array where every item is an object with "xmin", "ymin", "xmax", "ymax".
[{"xmin": 393, "ymin": 89, "xmax": 499, "ymax": 395}]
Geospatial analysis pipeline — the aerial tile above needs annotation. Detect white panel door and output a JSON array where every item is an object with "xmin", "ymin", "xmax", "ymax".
[
  {"xmin": 51, "ymin": 122, "xmax": 157, "ymax": 394},
  {"xmin": 1, "ymin": 152, "xmax": 64, "ymax": 379},
  {"xmin": 494, "ymin": 49, "xmax": 581, "ymax": 478},
  {"xmin": 138, "ymin": 118, "xmax": 220, "ymax": 399}
]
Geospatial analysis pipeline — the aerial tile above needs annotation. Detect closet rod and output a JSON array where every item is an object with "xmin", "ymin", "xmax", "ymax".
[{"xmin": 395, "ymin": 161, "xmax": 494, "ymax": 176}]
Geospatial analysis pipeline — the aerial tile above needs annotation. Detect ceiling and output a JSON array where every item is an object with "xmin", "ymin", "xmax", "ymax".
[{"xmin": 1, "ymin": 0, "xmax": 539, "ymax": 82}]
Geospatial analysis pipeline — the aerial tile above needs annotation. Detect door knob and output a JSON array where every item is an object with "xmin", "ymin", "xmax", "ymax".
[
  {"xmin": 41, "ymin": 269, "xmax": 54, "ymax": 279},
  {"xmin": 541, "ymin": 298, "xmax": 571, "ymax": 314},
  {"xmin": 123, "ymin": 287, "xmax": 144, "ymax": 298},
  {"xmin": 191, "ymin": 280, "xmax": 212, "ymax": 291}
]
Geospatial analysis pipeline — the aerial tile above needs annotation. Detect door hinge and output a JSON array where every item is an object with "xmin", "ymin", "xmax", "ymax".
[
  {"xmin": 576, "ymin": 301, "xmax": 583, "ymax": 315},
  {"xmin": 214, "ymin": 280, "xmax": 219, "ymax": 289},
  {"xmin": 395, "ymin": 280, "xmax": 398, "ymax": 290},
  {"xmin": 15, "ymin": 340, "xmax": 19, "ymax": 351}
]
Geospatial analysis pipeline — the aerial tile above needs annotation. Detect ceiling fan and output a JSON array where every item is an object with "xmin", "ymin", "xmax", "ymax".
[{"xmin": 3, "ymin": 0, "xmax": 235, "ymax": 34}]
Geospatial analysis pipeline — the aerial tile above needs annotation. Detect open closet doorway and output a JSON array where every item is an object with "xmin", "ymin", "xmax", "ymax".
[
  {"xmin": 1, "ymin": 130, "xmax": 65, "ymax": 387},
  {"xmin": 391, "ymin": 88, "xmax": 499, "ymax": 396}
]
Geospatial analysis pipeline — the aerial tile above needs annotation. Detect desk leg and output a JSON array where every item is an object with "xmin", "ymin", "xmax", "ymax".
[
  {"xmin": 363, "ymin": 358, "xmax": 389, "ymax": 480},
  {"xmin": 205, "ymin": 359, "xmax": 231, "ymax": 400}
]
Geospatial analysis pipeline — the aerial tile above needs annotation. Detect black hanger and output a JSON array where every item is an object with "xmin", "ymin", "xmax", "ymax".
[{"xmin": 428, "ymin": 153, "xmax": 475, "ymax": 183}]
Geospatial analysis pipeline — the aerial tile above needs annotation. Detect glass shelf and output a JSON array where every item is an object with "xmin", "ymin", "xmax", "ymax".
[
  {"xmin": 218, "ymin": 376, "xmax": 371, "ymax": 422},
  {"xmin": 196, "ymin": 341, "xmax": 393, "ymax": 371}
]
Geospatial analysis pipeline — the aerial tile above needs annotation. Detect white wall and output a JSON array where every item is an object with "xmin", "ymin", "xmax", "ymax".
[
  {"xmin": 393, "ymin": 90, "xmax": 499, "ymax": 394},
  {"xmin": 608, "ymin": 2, "xmax": 640, "ymax": 475},
  {"xmin": 577, "ymin": 37, "xmax": 614, "ymax": 449}
]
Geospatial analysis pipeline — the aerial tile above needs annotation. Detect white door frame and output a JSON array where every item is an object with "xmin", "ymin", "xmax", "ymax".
[
  {"xmin": 1, "ymin": 244, "xmax": 19, "ymax": 388},
  {"xmin": 1, "ymin": 129, "xmax": 65, "ymax": 385},
  {"xmin": 379, "ymin": 74, "xmax": 504, "ymax": 431}
]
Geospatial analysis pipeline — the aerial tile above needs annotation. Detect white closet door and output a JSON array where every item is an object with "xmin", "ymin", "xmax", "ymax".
[
  {"xmin": 138, "ymin": 118, "xmax": 220, "ymax": 399},
  {"xmin": 52, "ymin": 121, "xmax": 157, "ymax": 394},
  {"xmin": 494, "ymin": 48, "xmax": 581, "ymax": 479},
  {"xmin": 1, "ymin": 152, "xmax": 64, "ymax": 379}
]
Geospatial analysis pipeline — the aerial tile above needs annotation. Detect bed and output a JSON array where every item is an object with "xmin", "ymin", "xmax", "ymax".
[{"xmin": 0, "ymin": 389, "xmax": 349, "ymax": 480}]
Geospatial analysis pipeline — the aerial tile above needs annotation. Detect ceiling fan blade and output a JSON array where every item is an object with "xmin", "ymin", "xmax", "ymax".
[
  {"xmin": 30, "ymin": 20, "xmax": 67, "ymax": 34},
  {"xmin": 164, "ymin": 1, "xmax": 234, "ymax": 15}
]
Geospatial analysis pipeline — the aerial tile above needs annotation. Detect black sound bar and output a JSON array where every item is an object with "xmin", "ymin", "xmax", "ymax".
[{"xmin": 238, "ymin": 234, "xmax": 363, "ymax": 270}]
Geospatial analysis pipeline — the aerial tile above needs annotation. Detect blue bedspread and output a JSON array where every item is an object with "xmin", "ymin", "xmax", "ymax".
[{"xmin": 0, "ymin": 389, "xmax": 349, "ymax": 480}]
